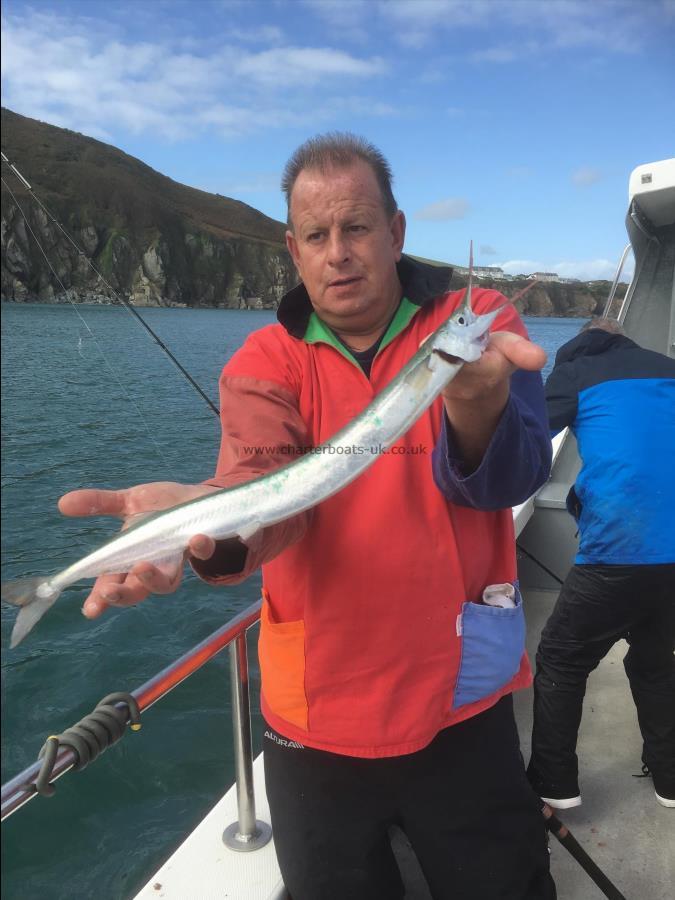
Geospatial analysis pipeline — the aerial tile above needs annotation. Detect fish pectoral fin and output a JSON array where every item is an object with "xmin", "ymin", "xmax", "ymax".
[
  {"xmin": 151, "ymin": 552, "xmax": 186, "ymax": 578},
  {"xmin": 120, "ymin": 511, "xmax": 154, "ymax": 532},
  {"xmin": 236, "ymin": 522, "xmax": 263, "ymax": 544}
]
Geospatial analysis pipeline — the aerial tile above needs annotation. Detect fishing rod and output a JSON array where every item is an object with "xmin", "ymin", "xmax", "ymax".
[
  {"xmin": 516, "ymin": 542, "xmax": 565, "ymax": 586},
  {"xmin": 542, "ymin": 803, "xmax": 627, "ymax": 900},
  {"xmin": 1, "ymin": 151, "xmax": 220, "ymax": 418}
]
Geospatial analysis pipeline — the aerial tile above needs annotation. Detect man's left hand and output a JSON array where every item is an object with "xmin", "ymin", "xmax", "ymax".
[
  {"xmin": 440, "ymin": 332, "xmax": 547, "ymax": 469},
  {"xmin": 442, "ymin": 331, "xmax": 546, "ymax": 404}
]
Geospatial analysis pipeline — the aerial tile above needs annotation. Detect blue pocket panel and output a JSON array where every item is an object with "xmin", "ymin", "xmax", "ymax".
[{"xmin": 453, "ymin": 584, "xmax": 526, "ymax": 709}]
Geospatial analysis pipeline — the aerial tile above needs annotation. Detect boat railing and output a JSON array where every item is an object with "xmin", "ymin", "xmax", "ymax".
[
  {"xmin": 602, "ymin": 242, "xmax": 632, "ymax": 319},
  {"xmin": 1, "ymin": 599, "xmax": 272, "ymax": 851}
]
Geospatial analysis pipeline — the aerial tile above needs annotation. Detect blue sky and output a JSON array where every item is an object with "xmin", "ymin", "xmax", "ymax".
[{"xmin": 2, "ymin": 0, "xmax": 674, "ymax": 280}]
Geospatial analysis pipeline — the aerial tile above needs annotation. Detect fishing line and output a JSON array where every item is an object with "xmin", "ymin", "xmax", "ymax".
[
  {"xmin": 1, "ymin": 174, "xmax": 176, "ymax": 475},
  {"xmin": 516, "ymin": 542, "xmax": 565, "ymax": 586},
  {"xmin": 1, "ymin": 153, "xmax": 220, "ymax": 418}
]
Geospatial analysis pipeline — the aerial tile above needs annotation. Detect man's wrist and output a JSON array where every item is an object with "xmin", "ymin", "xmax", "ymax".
[{"xmin": 442, "ymin": 385, "xmax": 509, "ymax": 468}]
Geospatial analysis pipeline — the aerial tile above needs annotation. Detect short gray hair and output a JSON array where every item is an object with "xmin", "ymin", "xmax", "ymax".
[
  {"xmin": 281, "ymin": 132, "xmax": 398, "ymax": 227},
  {"xmin": 580, "ymin": 317, "xmax": 624, "ymax": 335}
]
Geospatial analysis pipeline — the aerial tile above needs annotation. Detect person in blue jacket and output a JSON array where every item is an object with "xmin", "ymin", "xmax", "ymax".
[{"xmin": 527, "ymin": 317, "xmax": 675, "ymax": 810}]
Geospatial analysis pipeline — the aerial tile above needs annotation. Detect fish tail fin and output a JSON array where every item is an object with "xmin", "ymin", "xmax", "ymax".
[{"xmin": 1, "ymin": 577, "xmax": 61, "ymax": 648}]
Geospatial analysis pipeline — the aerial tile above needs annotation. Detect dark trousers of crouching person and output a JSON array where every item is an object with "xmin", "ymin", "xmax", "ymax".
[{"xmin": 529, "ymin": 563, "xmax": 675, "ymax": 803}]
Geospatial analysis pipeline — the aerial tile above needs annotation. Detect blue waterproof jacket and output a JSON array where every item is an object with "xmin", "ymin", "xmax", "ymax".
[{"xmin": 545, "ymin": 329, "xmax": 675, "ymax": 565}]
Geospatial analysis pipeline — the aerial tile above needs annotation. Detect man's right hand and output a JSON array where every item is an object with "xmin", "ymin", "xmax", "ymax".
[{"xmin": 58, "ymin": 482, "xmax": 220, "ymax": 619}]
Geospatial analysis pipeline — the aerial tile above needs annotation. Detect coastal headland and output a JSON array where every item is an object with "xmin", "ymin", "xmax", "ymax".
[{"xmin": 1, "ymin": 108, "xmax": 624, "ymax": 316}]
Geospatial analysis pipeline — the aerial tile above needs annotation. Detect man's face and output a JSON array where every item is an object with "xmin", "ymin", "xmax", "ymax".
[{"xmin": 285, "ymin": 160, "xmax": 405, "ymax": 338}]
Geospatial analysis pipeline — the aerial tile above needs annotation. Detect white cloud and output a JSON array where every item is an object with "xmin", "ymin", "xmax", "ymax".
[
  {"xmin": 225, "ymin": 25, "xmax": 285, "ymax": 44},
  {"xmin": 414, "ymin": 198, "xmax": 470, "ymax": 221},
  {"xmin": 553, "ymin": 258, "xmax": 625, "ymax": 281},
  {"xmin": 496, "ymin": 257, "xmax": 630, "ymax": 281},
  {"xmin": 365, "ymin": 0, "xmax": 658, "ymax": 55},
  {"xmin": 301, "ymin": 0, "xmax": 372, "ymax": 42},
  {"xmin": 572, "ymin": 167, "xmax": 603, "ymax": 187},
  {"xmin": 235, "ymin": 47, "xmax": 386, "ymax": 87},
  {"xmin": 0, "ymin": 10, "xmax": 389, "ymax": 142},
  {"xmin": 412, "ymin": 63, "xmax": 448, "ymax": 85},
  {"xmin": 470, "ymin": 47, "xmax": 518, "ymax": 64},
  {"xmin": 383, "ymin": 0, "xmax": 493, "ymax": 30},
  {"xmin": 372, "ymin": 0, "xmax": 490, "ymax": 49},
  {"xmin": 497, "ymin": 259, "xmax": 542, "ymax": 276}
]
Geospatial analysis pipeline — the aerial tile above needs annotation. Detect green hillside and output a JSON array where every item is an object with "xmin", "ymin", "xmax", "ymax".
[{"xmin": 1, "ymin": 107, "xmax": 296, "ymax": 307}]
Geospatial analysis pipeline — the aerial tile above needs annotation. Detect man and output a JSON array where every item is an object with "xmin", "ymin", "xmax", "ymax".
[
  {"xmin": 60, "ymin": 134, "xmax": 554, "ymax": 899},
  {"xmin": 527, "ymin": 317, "xmax": 675, "ymax": 811}
]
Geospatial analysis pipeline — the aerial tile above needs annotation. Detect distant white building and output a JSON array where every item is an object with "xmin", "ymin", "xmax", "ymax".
[
  {"xmin": 528, "ymin": 272, "xmax": 560, "ymax": 282},
  {"xmin": 473, "ymin": 266, "xmax": 505, "ymax": 279}
]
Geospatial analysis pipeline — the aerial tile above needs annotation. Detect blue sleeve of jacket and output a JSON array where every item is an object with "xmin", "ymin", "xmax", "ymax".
[{"xmin": 432, "ymin": 369, "xmax": 552, "ymax": 510}]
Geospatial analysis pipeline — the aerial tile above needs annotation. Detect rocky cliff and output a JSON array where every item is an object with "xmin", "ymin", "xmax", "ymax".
[
  {"xmin": 1, "ymin": 108, "xmax": 623, "ymax": 315},
  {"xmin": 448, "ymin": 274, "xmax": 621, "ymax": 318},
  {"xmin": 1, "ymin": 108, "xmax": 297, "ymax": 308}
]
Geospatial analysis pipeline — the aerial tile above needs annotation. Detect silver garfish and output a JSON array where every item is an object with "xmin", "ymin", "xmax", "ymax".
[{"xmin": 2, "ymin": 250, "xmax": 504, "ymax": 647}]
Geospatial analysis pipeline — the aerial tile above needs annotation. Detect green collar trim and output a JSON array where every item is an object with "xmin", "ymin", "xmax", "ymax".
[
  {"xmin": 303, "ymin": 312, "xmax": 355, "ymax": 364},
  {"xmin": 378, "ymin": 296, "xmax": 419, "ymax": 352},
  {"xmin": 302, "ymin": 296, "xmax": 420, "ymax": 367}
]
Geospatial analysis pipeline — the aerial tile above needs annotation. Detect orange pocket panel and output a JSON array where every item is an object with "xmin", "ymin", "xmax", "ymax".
[{"xmin": 258, "ymin": 590, "xmax": 308, "ymax": 732}]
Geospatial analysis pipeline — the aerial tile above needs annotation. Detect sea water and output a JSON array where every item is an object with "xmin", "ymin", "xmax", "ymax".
[{"xmin": 0, "ymin": 304, "xmax": 585, "ymax": 900}]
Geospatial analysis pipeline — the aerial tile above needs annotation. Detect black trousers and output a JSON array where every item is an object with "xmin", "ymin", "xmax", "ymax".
[
  {"xmin": 264, "ymin": 696, "xmax": 555, "ymax": 900},
  {"xmin": 530, "ymin": 563, "xmax": 675, "ymax": 789}
]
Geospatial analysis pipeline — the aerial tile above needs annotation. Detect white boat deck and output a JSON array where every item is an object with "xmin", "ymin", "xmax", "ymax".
[
  {"xmin": 134, "ymin": 586, "xmax": 674, "ymax": 900},
  {"xmin": 134, "ymin": 753, "xmax": 285, "ymax": 900}
]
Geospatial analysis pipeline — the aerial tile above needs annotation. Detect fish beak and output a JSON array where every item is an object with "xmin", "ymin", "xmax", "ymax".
[
  {"xmin": 455, "ymin": 239, "xmax": 475, "ymax": 318},
  {"xmin": 460, "ymin": 240, "xmax": 512, "ymax": 327}
]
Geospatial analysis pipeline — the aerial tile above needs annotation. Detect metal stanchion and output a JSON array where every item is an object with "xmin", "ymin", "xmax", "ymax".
[{"xmin": 223, "ymin": 631, "xmax": 272, "ymax": 851}]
